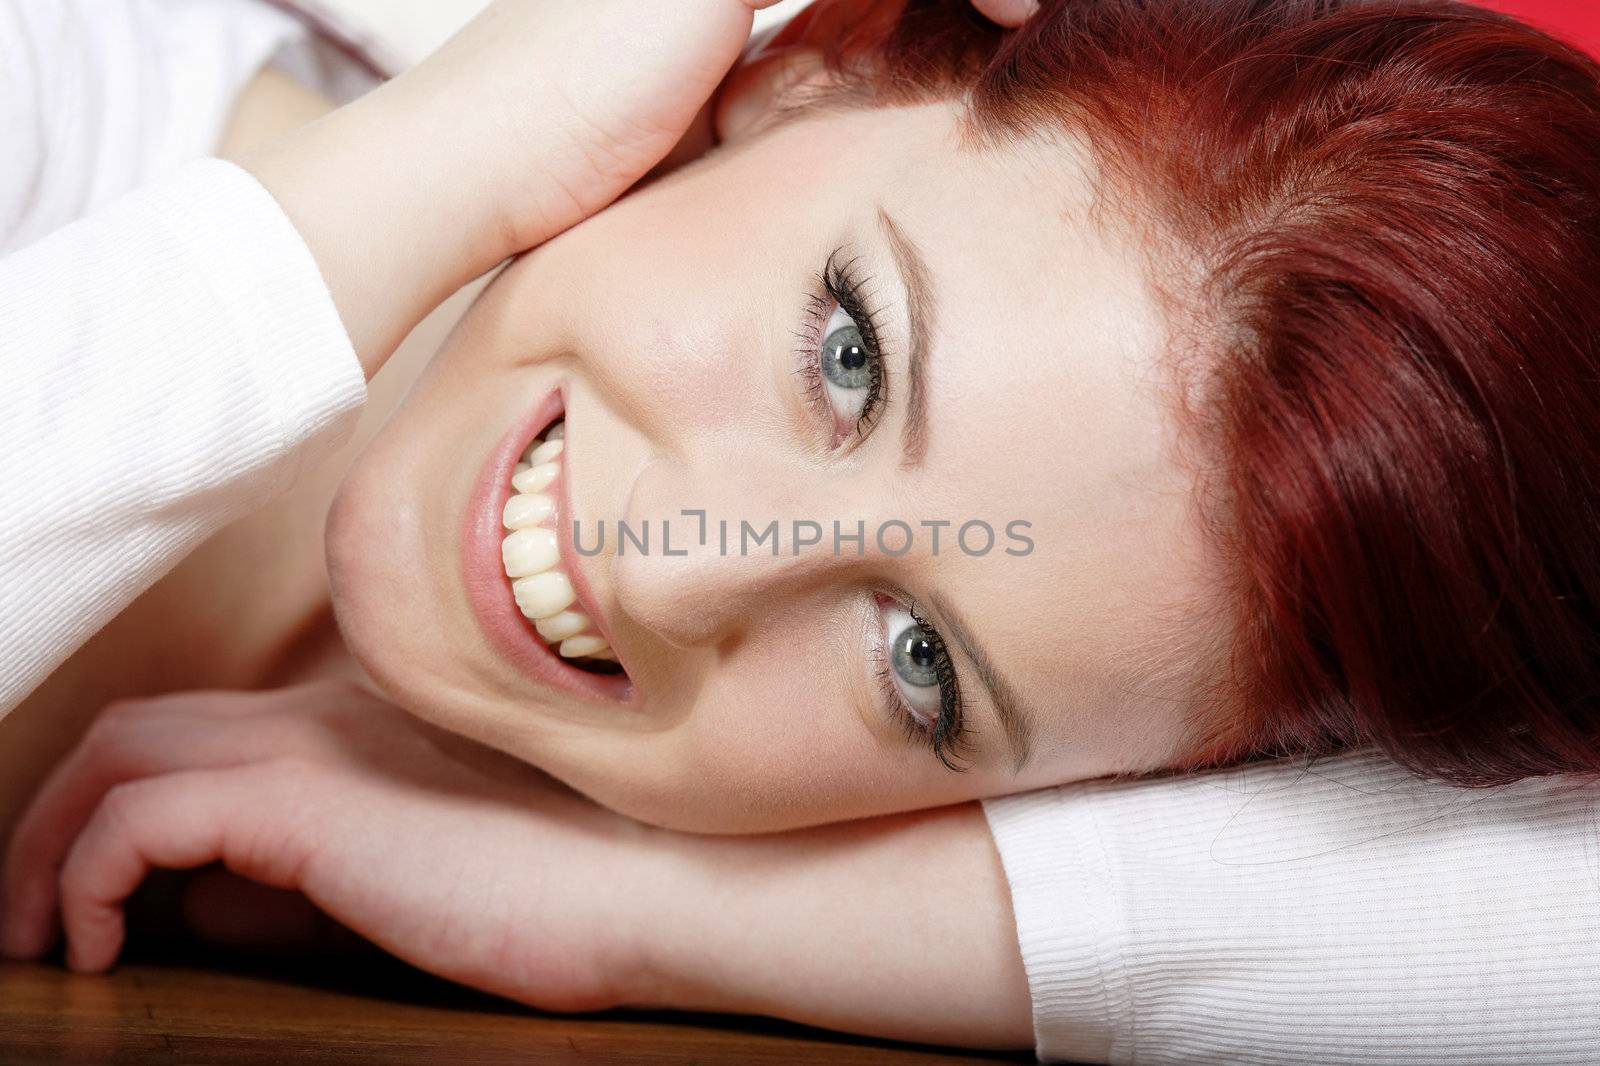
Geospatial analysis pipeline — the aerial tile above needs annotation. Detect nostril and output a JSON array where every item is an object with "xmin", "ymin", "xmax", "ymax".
[{"xmin": 613, "ymin": 546, "xmax": 758, "ymax": 651}]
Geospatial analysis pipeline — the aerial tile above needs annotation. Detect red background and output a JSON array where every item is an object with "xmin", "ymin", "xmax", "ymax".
[{"xmin": 1476, "ymin": 1, "xmax": 1600, "ymax": 57}]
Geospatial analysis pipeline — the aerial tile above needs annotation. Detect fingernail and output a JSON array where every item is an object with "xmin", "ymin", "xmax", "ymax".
[
  {"xmin": 65, "ymin": 937, "xmax": 103, "ymax": 974},
  {"xmin": 1003, "ymin": 1, "xmax": 1040, "ymax": 28}
]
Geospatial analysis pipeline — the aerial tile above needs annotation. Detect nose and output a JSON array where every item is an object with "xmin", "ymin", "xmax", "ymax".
[{"xmin": 608, "ymin": 453, "xmax": 877, "ymax": 649}]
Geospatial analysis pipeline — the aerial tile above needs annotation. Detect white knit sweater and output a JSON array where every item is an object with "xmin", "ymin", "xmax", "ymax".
[
  {"xmin": 3, "ymin": 4, "xmax": 1599, "ymax": 1063},
  {"xmin": 983, "ymin": 749, "xmax": 1600, "ymax": 1062},
  {"xmin": 0, "ymin": 0, "xmax": 369, "ymax": 713}
]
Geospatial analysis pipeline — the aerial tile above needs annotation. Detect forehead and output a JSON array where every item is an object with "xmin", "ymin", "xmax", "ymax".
[{"xmin": 806, "ymin": 105, "xmax": 1212, "ymax": 769}]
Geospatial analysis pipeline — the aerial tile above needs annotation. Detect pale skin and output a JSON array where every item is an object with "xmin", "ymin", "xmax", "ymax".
[
  {"xmin": 325, "ymin": 97, "xmax": 1212, "ymax": 834},
  {"xmin": 0, "ymin": 0, "xmax": 1207, "ymax": 1051}
]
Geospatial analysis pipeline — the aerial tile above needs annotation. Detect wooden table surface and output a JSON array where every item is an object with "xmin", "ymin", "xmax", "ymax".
[{"xmin": 0, "ymin": 956, "xmax": 1031, "ymax": 1065}]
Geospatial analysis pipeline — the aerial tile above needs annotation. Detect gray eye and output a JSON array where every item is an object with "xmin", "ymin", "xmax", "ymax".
[
  {"xmin": 821, "ymin": 321, "xmax": 871, "ymax": 389},
  {"xmin": 817, "ymin": 305, "xmax": 875, "ymax": 423},
  {"xmin": 880, "ymin": 603, "xmax": 943, "ymax": 725},
  {"xmin": 892, "ymin": 621, "xmax": 940, "ymax": 689}
]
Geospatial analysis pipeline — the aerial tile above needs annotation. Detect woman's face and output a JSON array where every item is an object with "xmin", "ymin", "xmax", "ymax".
[{"xmin": 327, "ymin": 99, "xmax": 1217, "ymax": 832}]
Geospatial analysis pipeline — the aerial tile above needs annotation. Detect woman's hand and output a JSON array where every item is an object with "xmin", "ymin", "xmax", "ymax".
[
  {"xmin": 0, "ymin": 682, "xmax": 1032, "ymax": 1049},
  {"xmin": 252, "ymin": 0, "xmax": 788, "ymax": 378},
  {"xmin": 386, "ymin": 0, "xmax": 1038, "ymax": 261},
  {"xmin": 0, "ymin": 683, "xmax": 661, "ymax": 1010},
  {"xmin": 971, "ymin": 0, "xmax": 1038, "ymax": 25},
  {"xmin": 257, "ymin": 1, "xmax": 1037, "ymax": 378}
]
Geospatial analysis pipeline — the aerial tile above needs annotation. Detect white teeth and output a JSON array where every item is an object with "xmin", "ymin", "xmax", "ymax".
[
  {"xmin": 526, "ymin": 438, "xmax": 565, "ymax": 466},
  {"xmin": 502, "ymin": 492, "xmax": 555, "ymax": 530},
  {"xmin": 559, "ymin": 634, "xmax": 611, "ymax": 659},
  {"xmin": 499, "ymin": 420, "xmax": 617, "ymax": 669},
  {"xmin": 534, "ymin": 610, "xmax": 590, "ymax": 642},
  {"xmin": 511, "ymin": 569, "xmax": 577, "ymax": 619},
  {"xmin": 502, "ymin": 527, "xmax": 559, "ymax": 578},
  {"xmin": 512, "ymin": 462, "xmax": 559, "ymax": 494}
]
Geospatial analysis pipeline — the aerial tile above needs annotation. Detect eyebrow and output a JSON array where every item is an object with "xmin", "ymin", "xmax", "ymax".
[
  {"xmin": 929, "ymin": 592, "xmax": 1036, "ymax": 772},
  {"xmin": 876, "ymin": 207, "xmax": 935, "ymax": 468},
  {"xmin": 874, "ymin": 212, "xmax": 1033, "ymax": 770}
]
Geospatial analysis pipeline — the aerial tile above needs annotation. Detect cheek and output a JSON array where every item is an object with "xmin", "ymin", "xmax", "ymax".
[
  {"xmin": 584, "ymin": 648, "xmax": 991, "ymax": 833},
  {"xmin": 533, "ymin": 180, "xmax": 770, "ymax": 410},
  {"xmin": 670, "ymin": 659, "xmax": 882, "ymax": 831},
  {"xmin": 543, "ymin": 645, "xmax": 871, "ymax": 832}
]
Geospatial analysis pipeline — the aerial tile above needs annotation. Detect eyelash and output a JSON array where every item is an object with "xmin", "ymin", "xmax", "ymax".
[
  {"xmin": 793, "ymin": 249, "xmax": 890, "ymax": 445},
  {"xmin": 793, "ymin": 252, "xmax": 964, "ymax": 769},
  {"xmin": 872, "ymin": 598, "xmax": 971, "ymax": 772}
]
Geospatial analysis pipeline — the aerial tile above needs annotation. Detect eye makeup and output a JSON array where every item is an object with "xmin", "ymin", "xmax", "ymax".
[
  {"xmin": 872, "ymin": 592, "xmax": 971, "ymax": 771},
  {"xmin": 793, "ymin": 249, "xmax": 891, "ymax": 447},
  {"xmin": 792, "ymin": 244, "xmax": 972, "ymax": 771}
]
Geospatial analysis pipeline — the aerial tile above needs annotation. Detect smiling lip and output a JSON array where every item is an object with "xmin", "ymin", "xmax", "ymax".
[{"xmin": 461, "ymin": 385, "xmax": 632, "ymax": 702}]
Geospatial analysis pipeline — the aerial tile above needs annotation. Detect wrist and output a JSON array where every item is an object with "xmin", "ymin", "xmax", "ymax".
[
  {"xmin": 615, "ymin": 825, "xmax": 740, "ymax": 1014},
  {"xmin": 613, "ymin": 805, "xmax": 1035, "ymax": 1049},
  {"xmin": 242, "ymin": 79, "xmax": 507, "ymax": 378}
]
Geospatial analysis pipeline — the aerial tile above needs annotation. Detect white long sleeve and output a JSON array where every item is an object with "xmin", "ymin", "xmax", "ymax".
[
  {"xmin": 0, "ymin": 0, "xmax": 372, "ymax": 715},
  {"xmin": 0, "ymin": 158, "xmax": 366, "ymax": 715},
  {"xmin": 983, "ymin": 747, "xmax": 1600, "ymax": 1064},
  {"xmin": 0, "ymin": 0, "xmax": 317, "ymax": 250}
]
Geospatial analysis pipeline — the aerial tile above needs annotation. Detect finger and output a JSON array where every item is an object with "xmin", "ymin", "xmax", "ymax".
[
  {"xmin": 1, "ymin": 701, "xmax": 291, "ymax": 960},
  {"xmin": 970, "ymin": 0, "xmax": 1038, "ymax": 27},
  {"xmin": 1, "ymin": 683, "xmax": 356, "ymax": 957},
  {"xmin": 57, "ymin": 763, "xmax": 310, "ymax": 973}
]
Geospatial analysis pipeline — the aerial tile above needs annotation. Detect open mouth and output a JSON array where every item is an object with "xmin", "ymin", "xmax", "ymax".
[{"xmin": 498, "ymin": 416, "xmax": 625, "ymax": 677}]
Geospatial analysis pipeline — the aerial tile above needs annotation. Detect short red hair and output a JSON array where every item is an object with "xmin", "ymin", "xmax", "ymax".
[{"xmin": 841, "ymin": 0, "xmax": 1600, "ymax": 785}]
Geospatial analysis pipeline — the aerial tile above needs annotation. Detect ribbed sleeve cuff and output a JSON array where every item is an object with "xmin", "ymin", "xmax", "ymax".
[
  {"xmin": 0, "ymin": 157, "xmax": 365, "ymax": 712},
  {"xmin": 983, "ymin": 751, "xmax": 1600, "ymax": 1065},
  {"xmin": 983, "ymin": 787, "xmax": 1130, "ymax": 1064},
  {"xmin": 150, "ymin": 157, "xmax": 366, "ymax": 489}
]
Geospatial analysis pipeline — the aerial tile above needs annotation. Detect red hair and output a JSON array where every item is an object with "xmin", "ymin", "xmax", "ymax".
[{"xmin": 839, "ymin": 0, "xmax": 1600, "ymax": 785}]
